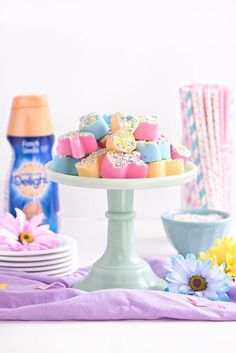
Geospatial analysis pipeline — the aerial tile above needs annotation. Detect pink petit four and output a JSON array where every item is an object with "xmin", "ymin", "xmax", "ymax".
[
  {"xmin": 70, "ymin": 132, "xmax": 98, "ymax": 158},
  {"xmin": 170, "ymin": 142, "xmax": 191, "ymax": 163},
  {"xmin": 126, "ymin": 153, "xmax": 148, "ymax": 178},
  {"xmin": 100, "ymin": 151, "xmax": 148, "ymax": 179},
  {"xmin": 133, "ymin": 116, "xmax": 160, "ymax": 141},
  {"xmin": 56, "ymin": 132, "xmax": 73, "ymax": 156},
  {"xmin": 57, "ymin": 131, "xmax": 98, "ymax": 158}
]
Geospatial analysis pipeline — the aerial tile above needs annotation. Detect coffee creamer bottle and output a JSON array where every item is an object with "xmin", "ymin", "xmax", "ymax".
[{"xmin": 5, "ymin": 95, "xmax": 59, "ymax": 232}]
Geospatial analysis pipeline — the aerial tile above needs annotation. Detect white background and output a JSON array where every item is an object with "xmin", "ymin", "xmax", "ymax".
[
  {"xmin": 0, "ymin": 0, "xmax": 236, "ymax": 220},
  {"xmin": 1, "ymin": 2, "xmax": 236, "ymax": 351}
]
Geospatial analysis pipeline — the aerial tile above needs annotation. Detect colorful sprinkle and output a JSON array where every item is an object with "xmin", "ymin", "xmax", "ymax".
[
  {"xmin": 76, "ymin": 148, "xmax": 107, "ymax": 166},
  {"xmin": 54, "ymin": 112, "xmax": 189, "ymax": 179},
  {"xmin": 137, "ymin": 115, "xmax": 160, "ymax": 124},
  {"xmin": 79, "ymin": 113, "xmax": 97, "ymax": 129},
  {"xmin": 171, "ymin": 142, "xmax": 191, "ymax": 157},
  {"xmin": 111, "ymin": 130, "xmax": 137, "ymax": 153},
  {"xmin": 59, "ymin": 131, "xmax": 77, "ymax": 140},
  {"xmin": 107, "ymin": 151, "xmax": 145, "ymax": 168},
  {"xmin": 172, "ymin": 213, "xmax": 224, "ymax": 223}
]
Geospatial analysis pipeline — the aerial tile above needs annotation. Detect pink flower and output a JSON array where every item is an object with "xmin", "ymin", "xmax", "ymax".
[{"xmin": 0, "ymin": 209, "xmax": 60, "ymax": 251}]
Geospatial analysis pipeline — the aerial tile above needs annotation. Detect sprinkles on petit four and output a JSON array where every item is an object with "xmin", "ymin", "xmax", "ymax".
[
  {"xmin": 133, "ymin": 115, "xmax": 160, "ymax": 141},
  {"xmin": 79, "ymin": 112, "xmax": 109, "ymax": 139},
  {"xmin": 137, "ymin": 116, "xmax": 160, "ymax": 124},
  {"xmin": 79, "ymin": 113, "xmax": 97, "ymax": 129},
  {"xmin": 170, "ymin": 142, "xmax": 191, "ymax": 163},
  {"xmin": 106, "ymin": 129, "xmax": 137, "ymax": 153},
  {"xmin": 52, "ymin": 112, "xmax": 191, "ymax": 179}
]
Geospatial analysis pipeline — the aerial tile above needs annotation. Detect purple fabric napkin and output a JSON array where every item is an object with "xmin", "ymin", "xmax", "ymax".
[{"xmin": 1, "ymin": 257, "xmax": 236, "ymax": 321}]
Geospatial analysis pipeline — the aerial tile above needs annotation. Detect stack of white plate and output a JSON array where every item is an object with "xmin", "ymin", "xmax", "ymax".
[{"xmin": 0, "ymin": 235, "xmax": 78, "ymax": 276}]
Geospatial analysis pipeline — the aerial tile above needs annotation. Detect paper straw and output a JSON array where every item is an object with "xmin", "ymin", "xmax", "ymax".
[
  {"xmin": 194, "ymin": 86, "xmax": 214, "ymax": 204},
  {"xmin": 192, "ymin": 87, "xmax": 210, "ymax": 208},
  {"xmin": 191, "ymin": 86, "xmax": 212, "ymax": 208},
  {"xmin": 226, "ymin": 90, "xmax": 234, "ymax": 209},
  {"xmin": 223, "ymin": 87, "xmax": 230, "ymax": 144},
  {"xmin": 181, "ymin": 87, "xmax": 207, "ymax": 208},
  {"xmin": 179, "ymin": 91, "xmax": 191, "ymax": 207},
  {"xmin": 220, "ymin": 87, "xmax": 232, "ymax": 209},
  {"xmin": 219, "ymin": 87, "xmax": 225, "ymax": 144},
  {"xmin": 179, "ymin": 88, "xmax": 199, "ymax": 207},
  {"xmin": 180, "ymin": 84, "xmax": 232, "ymax": 211},
  {"xmin": 179, "ymin": 88, "xmax": 195, "ymax": 207},
  {"xmin": 211, "ymin": 87, "xmax": 224, "ymax": 208},
  {"xmin": 203, "ymin": 87, "xmax": 221, "ymax": 208}
]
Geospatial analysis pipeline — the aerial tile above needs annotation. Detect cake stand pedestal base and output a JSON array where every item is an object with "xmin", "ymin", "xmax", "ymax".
[
  {"xmin": 45, "ymin": 161, "xmax": 197, "ymax": 292},
  {"xmin": 74, "ymin": 190, "xmax": 167, "ymax": 291}
]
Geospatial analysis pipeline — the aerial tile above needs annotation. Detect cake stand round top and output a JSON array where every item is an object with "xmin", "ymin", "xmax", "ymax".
[{"xmin": 45, "ymin": 161, "xmax": 197, "ymax": 190}]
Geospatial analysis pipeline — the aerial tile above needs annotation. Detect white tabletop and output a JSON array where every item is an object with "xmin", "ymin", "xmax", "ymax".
[{"xmin": 1, "ymin": 216, "xmax": 235, "ymax": 353}]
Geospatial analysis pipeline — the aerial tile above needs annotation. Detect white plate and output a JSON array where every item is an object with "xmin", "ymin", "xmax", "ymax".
[
  {"xmin": 0, "ymin": 250, "xmax": 77, "ymax": 268},
  {"xmin": 0, "ymin": 235, "xmax": 77, "ymax": 257},
  {"xmin": 1, "ymin": 257, "xmax": 78, "ymax": 272},
  {"xmin": 0, "ymin": 248, "xmax": 77, "ymax": 262},
  {"xmin": 31, "ymin": 263, "xmax": 78, "ymax": 276}
]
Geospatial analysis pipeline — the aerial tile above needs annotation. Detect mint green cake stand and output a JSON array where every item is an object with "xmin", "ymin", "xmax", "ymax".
[{"xmin": 45, "ymin": 161, "xmax": 197, "ymax": 292}]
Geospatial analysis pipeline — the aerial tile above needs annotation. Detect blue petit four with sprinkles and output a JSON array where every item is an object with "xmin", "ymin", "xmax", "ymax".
[
  {"xmin": 159, "ymin": 135, "xmax": 171, "ymax": 160},
  {"xmin": 79, "ymin": 113, "xmax": 109, "ymax": 140},
  {"xmin": 135, "ymin": 141, "xmax": 162, "ymax": 162},
  {"xmin": 103, "ymin": 113, "xmax": 112, "ymax": 126}
]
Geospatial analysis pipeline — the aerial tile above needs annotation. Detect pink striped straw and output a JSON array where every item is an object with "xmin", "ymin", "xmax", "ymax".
[
  {"xmin": 192, "ymin": 85, "xmax": 214, "ymax": 207},
  {"xmin": 220, "ymin": 87, "xmax": 231, "ymax": 209},
  {"xmin": 203, "ymin": 86, "xmax": 221, "ymax": 208},
  {"xmin": 211, "ymin": 87, "xmax": 224, "ymax": 207},
  {"xmin": 180, "ymin": 86, "xmax": 204, "ymax": 208},
  {"xmin": 190, "ymin": 87, "xmax": 209, "ymax": 208}
]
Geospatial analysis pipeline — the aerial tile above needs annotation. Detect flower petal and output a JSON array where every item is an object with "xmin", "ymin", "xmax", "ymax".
[
  {"xmin": 167, "ymin": 283, "xmax": 182, "ymax": 292},
  {"xmin": 0, "ymin": 238, "xmax": 24, "ymax": 251},
  {"xmin": 170, "ymin": 255, "xmax": 192, "ymax": 278},
  {"xmin": 15, "ymin": 208, "xmax": 27, "ymax": 233},
  {"xmin": 29, "ymin": 234, "xmax": 60, "ymax": 250},
  {"xmin": 178, "ymin": 285, "xmax": 193, "ymax": 294},
  {"xmin": 32, "ymin": 225, "xmax": 52, "ymax": 237},
  {"xmin": 166, "ymin": 253, "xmax": 229, "ymax": 301},
  {"xmin": 0, "ymin": 212, "xmax": 19, "ymax": 235},
  {"xmin": 165, "ymin": 271, "xmax": 187, "ymax": 284},
  {"xmin": 27, "ymin": 213, "xmax": 44, "ymax": 232},
  {"xmin": 0, "ymin": 229, "xmax": 18, "ymax": 240}
]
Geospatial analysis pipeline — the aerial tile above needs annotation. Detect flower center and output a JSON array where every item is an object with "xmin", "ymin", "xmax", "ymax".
[
  {"xmin": 188, "ymin": 275, "xmax": 207, "ymax": 291},
  {"xmin": 18, "ymin": 232, "xmax": 33, "ymax": 243}
]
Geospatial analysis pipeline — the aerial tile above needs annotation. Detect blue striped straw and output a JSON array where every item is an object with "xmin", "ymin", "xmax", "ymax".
[{"xmin": 184, "ymin": 90, "xmax": 207, "ymax": 208}]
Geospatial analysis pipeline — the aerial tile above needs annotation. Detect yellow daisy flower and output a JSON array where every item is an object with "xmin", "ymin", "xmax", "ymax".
[{"xmin": 200, "ymin": 237, "xmax": 236, "ymax": 277}]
